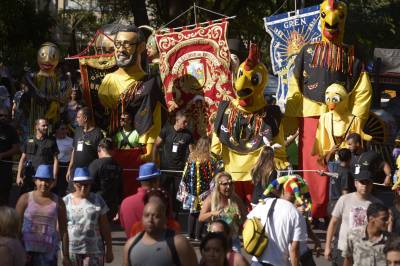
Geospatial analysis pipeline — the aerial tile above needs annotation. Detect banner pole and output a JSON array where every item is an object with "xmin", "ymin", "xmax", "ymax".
[{"xmin": 158, "ymin": 16, "xmax": 236, "ymax": 33}]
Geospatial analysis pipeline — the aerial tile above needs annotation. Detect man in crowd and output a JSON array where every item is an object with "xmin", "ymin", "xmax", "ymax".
[
  {"xmin": 152, "ymin": 111, "xmax": 194, "ymax": 214},
  {"xmin": 346, "ymin": 132, "xmax": 392, "ymax": 186},
  {"xmin": 114, "ymin": 111, "xmax": 140, "ymax": 149},
  {"xmin": 325, "ymin": 168, "xmax": 382, "ymax": 265},
  {"xmin": 384, "ymin": 236, "xmax": 400, "ymax": 266},
  {"xmin": 17, "ymin": 118, "xmax": 59, "ymax": 193},
  {"xmin": 89, "ymin": 138, "xmax": 122, "ymax": 220},
  {"xmin": 247, "ymin": 183, "xmax": 308, "ymax": 266},
  {"xmin": 0, "ymin": 107, "xmax": 20, "ymax": 205},
  {"xmin": 119, "ymin": 162, "xmax": 160, "ymax": 236},
  {"xmin": 123, "ymin": 200, "xmax": 197, "ymax": 266},
  {"xmin": 343, "ymin": 202, "xmax": 390, "ymax": 266},
  {"xmin": 54, "ymin": 122, "xmax": 73, "ymax": 196},
  {"xmin": 66, "ymin": 107, "xmax": 103, "ymax": 181}
]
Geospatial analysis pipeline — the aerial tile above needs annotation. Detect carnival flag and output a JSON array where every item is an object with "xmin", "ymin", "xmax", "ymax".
[
  {"xmin": 155, "ymin": 21, "xmax": 235, "ymax": 137},
  {"xmin": 264, "ymin": 5, "xmax": 321, "ymax": 111}
]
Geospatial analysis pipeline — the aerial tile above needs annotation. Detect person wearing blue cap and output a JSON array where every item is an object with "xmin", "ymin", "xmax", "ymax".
[
  {"xmin": 119, "ymin": 162, "xmax": 160, "ymax": 237},
  {"xmin": 63, "ymin": 167, "xmax": 113, "ymax": 265},
  {"xmin": 15, "ymin": 164, "xmax": 70, "ymax": 266}
]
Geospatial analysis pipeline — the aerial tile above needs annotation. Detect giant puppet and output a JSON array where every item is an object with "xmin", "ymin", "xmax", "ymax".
[
  {"xmin": 211, "ymin": 43, "xmax": 288, "ymax": 204},
  {"xmin": 98, "ymin": 24, "xmax": 164, "ymax": 162},
  {"xmin": 285, "ymin": 0, "xmax": 372, "ymax": 217},
  {"xmin": 22, "ymin": 42, "xmax": 70, "ymax": 135}
]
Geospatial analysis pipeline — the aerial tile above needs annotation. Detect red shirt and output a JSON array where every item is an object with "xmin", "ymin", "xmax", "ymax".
[{"xmin": 119, "ymin": 187, "xmax": 147, "ymax": 236}]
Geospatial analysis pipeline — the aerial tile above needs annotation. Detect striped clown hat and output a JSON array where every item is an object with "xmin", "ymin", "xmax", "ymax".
[{"xmin": 263, "ymin": 175, "xmax": 312, "ymax": 212}]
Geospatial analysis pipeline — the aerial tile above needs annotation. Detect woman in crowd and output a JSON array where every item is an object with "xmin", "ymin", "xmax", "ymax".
[
  {"xmin": 250, "ymin": 146, "xmax": 277, "ymax": 204},
  {"xmin": 199, "ymin": 172, "xmax": 247, "ymax": 251},
  {"xmin": 208, "ymin": 220, "xmax": 249, "ymax": 266},
  {"xmin": 199, "ymin": 232, "xmax": 230, "ymax": 266},
  {"xmin": 178, "ymin": 137, "xmax": 220, "ymax": 241},
  {"xmin": 15, "ymin": 164, "xmax": 70, "ymax": 266},
  {"xmin": 65, "ymin": 86, "xmax": 82, "ymax": 129},
  {"xmin": 54, "ymin": 121, "xmax": 73, "ymax": 197},
  {"xmin": 0, "ymin": 206, "xmax": 26, "ymax": 266},
  {"xmin": 63, "ymin": 167, "xmax": 113, "ymax": 266},
  {"xmin": 130, "ymin": 188, "xmax": 181, "ymax": 237}
]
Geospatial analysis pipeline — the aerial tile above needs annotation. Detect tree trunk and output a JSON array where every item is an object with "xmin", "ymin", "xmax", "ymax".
[{"xmin": 128, "ymin": 0, "xmax": 150, "ymax": 26}]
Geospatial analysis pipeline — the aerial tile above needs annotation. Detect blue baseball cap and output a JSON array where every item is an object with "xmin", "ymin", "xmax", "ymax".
[
  {"xmin": 73, "ymin": 167, "xmax": 93, "ymax": 182},
  {"xmin": 34, "ymin": 165, "xmax": 54, "ymax": 179},
  {"xmin": 137, "ymin": 162, "xmax": 161, "ymax": 181}
]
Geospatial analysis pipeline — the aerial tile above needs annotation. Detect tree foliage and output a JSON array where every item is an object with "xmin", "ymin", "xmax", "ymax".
[
  {"xmin": 0, "ymin": 0, "xmax": 54, "ymax": 73},
  {"xmin": 1, "ymin": 0, "xmax": 399, "ymax": 73}
]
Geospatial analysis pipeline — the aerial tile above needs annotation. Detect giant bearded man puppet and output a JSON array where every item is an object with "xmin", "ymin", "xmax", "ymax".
[
  {"xmin": 285, "ymin": 0, "xmax": 372, "ymax": 218},
  {"xmin": 98, "ymin": 24, "xmax": 164, "ymax": 161},
  {"xmin": 212, "ymin": 44, "xmax": 288, "ymax": 204}
]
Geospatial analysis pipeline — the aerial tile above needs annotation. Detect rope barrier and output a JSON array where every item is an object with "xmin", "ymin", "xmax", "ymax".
[{"xmin": 0, "ymin": 159, "xmax": 326, "ymax": 174}]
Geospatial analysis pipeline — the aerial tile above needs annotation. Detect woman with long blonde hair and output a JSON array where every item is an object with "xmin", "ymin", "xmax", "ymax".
[
  {"xmin": 177, "ymin": 137, "xmax": 219, "ymax": 240},
  {"xmin": 250, "ymin": 146, "xmax": 277, "ymax": 204},
  {"xmin": 199, "ymin": 172, "xmax": 247, "ymax": 251}
]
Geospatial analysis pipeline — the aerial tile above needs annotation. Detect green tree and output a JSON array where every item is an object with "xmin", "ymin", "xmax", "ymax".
[{"xmin": 0, "ymin": 0, "xmax": 54, "ymax": 73}]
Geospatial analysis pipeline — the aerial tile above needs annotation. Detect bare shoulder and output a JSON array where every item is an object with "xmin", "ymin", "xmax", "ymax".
[
  {"xmin": 173, "ymin": 234, "xmax": 191, "ymax": 248},
  {"xmin": 234, "ymin": 252, "xmax": 250, "ymax": 266}
]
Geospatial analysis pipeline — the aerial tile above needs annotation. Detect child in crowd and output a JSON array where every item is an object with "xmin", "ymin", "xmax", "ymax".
[
  {"xmin": 177, "ymin": 137, "xmax": 220, "ymax": 241},
  {"xmin": 319, "ymin": 148, "xmax": 355, "ymax": 215},
  {"xmin": 64, "ymin": 167, "xmax": 113, "ymax": 266},
  {"xmin": 208, "ymin": 220, "xmax": 249, "ymax": 266},
  {"xmin": 16, "ymin": 164, "xmax": 70, "ymax": 266},
  {"xmin": 199, "ymin": 233, "xmax": 230, "ymax": 266}
]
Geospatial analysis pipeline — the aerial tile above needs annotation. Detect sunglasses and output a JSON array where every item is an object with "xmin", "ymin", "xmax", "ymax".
[{"xmin": 219, "ymin": 180, "xmax": 233, "ymax": 186}]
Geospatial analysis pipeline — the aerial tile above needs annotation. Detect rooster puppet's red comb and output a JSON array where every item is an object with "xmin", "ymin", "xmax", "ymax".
[{"xmin": 244, "ymin": 43, "xmax": 260, "ymax": 71}]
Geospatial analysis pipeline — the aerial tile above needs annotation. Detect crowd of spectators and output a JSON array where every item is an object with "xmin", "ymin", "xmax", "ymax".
[{"xmin": 1, "ymin": 64, "xmax": 400, "ymax": 266}]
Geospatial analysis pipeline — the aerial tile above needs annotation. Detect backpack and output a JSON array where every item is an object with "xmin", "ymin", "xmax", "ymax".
[
  {"xmin": 128, "ymin": 229, "xmax": 181, "ymax": 266},
  {"xmin": 242, "ymin": 198, "xmax": 277, "ymax": 257}
]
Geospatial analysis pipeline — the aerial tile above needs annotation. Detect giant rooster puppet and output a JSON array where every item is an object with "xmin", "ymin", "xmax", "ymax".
[
  {"xmin": 211, "ymin": 43, "xmax": 288, "ymax": 204},
  {"xmin": 285, "ymin": 0, "xmax": 372, "ymax": 218}
]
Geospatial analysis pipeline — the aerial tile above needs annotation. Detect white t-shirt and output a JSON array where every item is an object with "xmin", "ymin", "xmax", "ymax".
[
  {"xmin": 64, "ymin": 193, "xmax": 109, "ymax": 254},
  {"xmin": 247, "ymin": 198, "xmax": 308, "ymax": 266},
  {"xmin": 56, "ymin": 136, "xmax": 73, "ymax": 163},
  {"xmin": 331, "ymin": 192, "xmax": 381, "ymax": 251}
]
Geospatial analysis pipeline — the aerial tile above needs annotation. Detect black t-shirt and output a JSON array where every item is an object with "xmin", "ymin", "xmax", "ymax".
[
  {"xmin": 329, "ymin": 165, "xmax": 355, "ymax": 201},
  {"xmin": 351, "ymin": 150, "xmax": 385, "ymax": 183},
  {"xmin": 89, "ymin": 157, "xmax": 122, "ymax": 206},
  {"xmin": 159, "ymin": 124, "xmax": 194, "ymax": 170},
  {"xmin": 73, "ymin": 127, "xmax": 103, "ymax": 168},
  {"xmin": 23, "ymin": 136, "xmax": 59, "ymax": 170},
  {"xmin": 0, "ymin": 123, "xmax": 19, "ymax": 159}
]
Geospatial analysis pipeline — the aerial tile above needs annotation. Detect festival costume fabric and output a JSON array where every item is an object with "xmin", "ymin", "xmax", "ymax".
[
  {"xmin": 285, "ymin": 1, "xmax": 372, "ymax": 218},
  {"xmin": 264, "ymin": 5, "xmax": 321, "ymax": 110},
  {"xmin": 177, "ymin": 159, "xmax": 218, "ymax": 213},
  {"xmin": 211, "ymin": 44, "xmax": 288, "ymax": 205},
  {"xmin": 23, "ymin": 73, "xmax": 70, "ymax": 135},
  {"xmin": 155, "ymin": 21, "xmax": 235, "ymax": 137}
]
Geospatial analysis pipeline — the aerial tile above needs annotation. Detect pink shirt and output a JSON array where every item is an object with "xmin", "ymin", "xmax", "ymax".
[{"xmin": 119, "ymin": 187, "xmax": 147, "ymax": 236}]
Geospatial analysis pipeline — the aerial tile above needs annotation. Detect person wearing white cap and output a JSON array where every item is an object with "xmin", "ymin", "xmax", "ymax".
[{"xmin": 63, "ymin": 167, "xmax": 113, "ymax": 265}]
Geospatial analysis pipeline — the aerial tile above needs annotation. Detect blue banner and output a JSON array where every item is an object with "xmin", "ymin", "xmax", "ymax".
[{"xmin": 264, "ymin": 5, "xmax": 321, "ymax": 110}]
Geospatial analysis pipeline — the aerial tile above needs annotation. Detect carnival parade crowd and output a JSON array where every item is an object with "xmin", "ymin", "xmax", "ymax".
[
  {"xmin": 1, "ymin": 80, "xmax": 400, "ymax": 266},
  {"xmin": 2, "ymin": 0, "xmax": 400, "ymax": 265}
]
